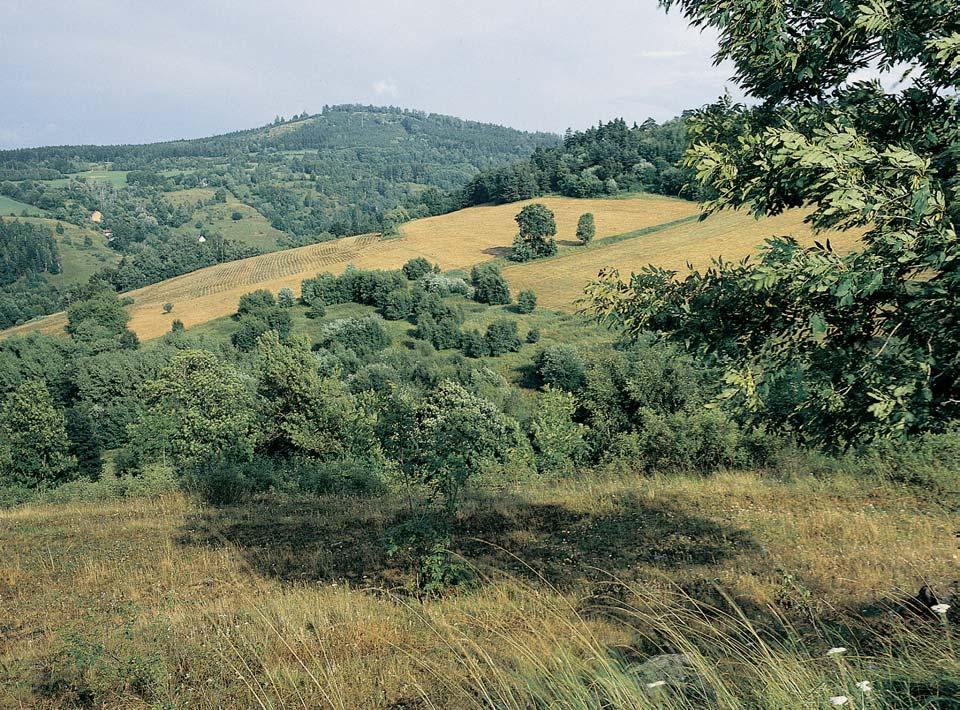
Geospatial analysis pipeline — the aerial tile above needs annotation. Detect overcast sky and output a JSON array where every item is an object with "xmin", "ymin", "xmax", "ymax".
[{"xmin": 1, "ymin": 0, "xmax": 743, "ymax": 149}]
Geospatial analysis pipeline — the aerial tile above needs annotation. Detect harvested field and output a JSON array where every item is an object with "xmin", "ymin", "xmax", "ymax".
[{"xmin": 502, "ymin": 208, "xmax": 864, "ymax": 310}]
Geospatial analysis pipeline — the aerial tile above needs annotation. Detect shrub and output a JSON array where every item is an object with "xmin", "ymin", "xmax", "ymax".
[
  {"xmin": 277, "ymin": 288, "xmax": 295, "ymax": 308},
  {"xmin": 339, "ymin": 268, "xmax": 406, "ymax": 307},
  {"xmin": 576, "ymin": 212, "xmax": 595, "ymax": 244},
  {"xmin": 349, "ymin": 363, "xmax": 400, "ymax": 394},
  {"xmin": 301, "ymin": 272, "xmax": 345, "ymax": 307},
  {"xmin": 484, "ymin": 319, "xmax": 522, "ymax": 356},
  {"xmin": 461, "ymin": 329, "xmax": 487, "ymax": 358},
  {"xmin": 402, "ymin": 256, "xmax": 435, "ymax": 280},
  {"xmin": 535, "ymin": 345, "xmax": 586, "ymax": 391},
  {"xmin": 231, "ymin": 310, "xmax": 292, "ymax": 351},
  {"xmin": 529, "ymin": 387, "xmax": 586, "ymax": 475},
  {"xmin": 516, "ymin": 289, "xmax": 537, "ymax": 314},
  {"xmin": 236, "ymin": 289, "xmax": 276, "ymax": 315},
  {"xmin": 628, "ymin": 408, "xmax": 742, "ymax": 473},
  {"xmin": 414, "ymin": 312, "xmax": 462, "ymax": 350},
  {"xmin": 317, "ymin": 316, "xmax": 391, "ymax": 356},
  {"xmin": 471, "ymin": 263, "xmax": 511, "ymax": 305},
  {"xmin": 526, "ymin": 328, "xmax": 541, "ymax": 344},
  {"xmin": 162, "ymin": 302, "xmax": 173, "ymax": 314},
  {"xmin": 296, "ymin": 457, "xmax": 386, "ymax": 496},
  {"xmin": 419, "ymin": 272, "xmax": 471, "ymax": 297},
  {"xmin": 854, "ymin": 428, "xmax": 960, "ymax": 496},
  {"xmin": 380, "ymin": 289, "xmax": 414, "ymax": 320},
  {"xmin": 231, "ymin": 211, "xmax": 243, "ymax": 221}
]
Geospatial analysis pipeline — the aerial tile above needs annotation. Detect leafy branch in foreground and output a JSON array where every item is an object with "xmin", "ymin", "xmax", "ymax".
[{"xmin": 589, "ymin": 0, "xmax": 959, "ymax": 447}]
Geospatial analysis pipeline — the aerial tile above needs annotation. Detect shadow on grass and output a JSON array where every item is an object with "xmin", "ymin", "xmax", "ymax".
[
  {"xmin": 175, "ymin": 491, "xmax": 756, "ymax": 590},
  {"xmin": 481, "ymin": 245, "xmax": 513, "ymax": 258}
]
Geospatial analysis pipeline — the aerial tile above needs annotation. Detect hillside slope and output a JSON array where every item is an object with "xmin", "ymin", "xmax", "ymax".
[
  {"xmin": 503, "ymin": 209, "xmax": 863, "ymax": 309},
  {"xmin": 2, "ymin": 195, "xmax": 864, "ymax": 341}
]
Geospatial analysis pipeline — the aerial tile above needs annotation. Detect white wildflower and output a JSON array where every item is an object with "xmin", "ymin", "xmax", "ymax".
[
  {"xmin": 645, "ymin": 680, "xmax": 667, "ymax": 689},
  {"xmin": 829, "ymin": 696, "xmax": 849, "ymax": 706},
  {"xmin": 931, "ymin": 603, "xmax": 951, "ymax": 614},
  {"xmin": 826, "ymin": 647, "xmax": 847, "ymax": 656},
  {"xmin": 855, "ymin": 680, "xmax": 873, "ymax": 693}
]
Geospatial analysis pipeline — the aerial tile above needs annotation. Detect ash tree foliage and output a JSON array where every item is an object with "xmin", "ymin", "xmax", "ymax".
[
  {"xmin": 129, "ymin": 350, "xmax": 257, "ymax": 469},
  {"xmin": 589, "ymin": 0, "xmax": 960, "ymax": 447},
  {"xmin": 510, "ymin": 203, "xmax": 557, "ymax": 262},
  {"xmin": 0, "ymin": 379, "xmax": 75, "ymax": 487}
]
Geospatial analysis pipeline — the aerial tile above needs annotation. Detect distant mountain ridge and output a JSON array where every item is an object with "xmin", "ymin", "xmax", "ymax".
[{"xmin": 0, "ymin": 105, "xmax": 559, "ymax": 171}]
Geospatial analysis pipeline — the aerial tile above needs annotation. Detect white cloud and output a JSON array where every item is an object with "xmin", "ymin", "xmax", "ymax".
[{"xmin": 372, "ymin": 79, "xmax": 399, "ymax": 97}]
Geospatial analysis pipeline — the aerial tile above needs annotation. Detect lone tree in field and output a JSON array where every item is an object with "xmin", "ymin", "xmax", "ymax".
[
  {"xmin": 511, "ymin": 203, "xmax": 557, "ymax": 261},
  {"xmin": 163, "ymin": 302, "xmax": 174, "ymax": 314},
  {"xmin": 576, "ymin": 213, "xmax": 595, "ymax": 244},
  {"xmin": 588, "ymin": 0, "xmax": 960, "ymax": 447}
]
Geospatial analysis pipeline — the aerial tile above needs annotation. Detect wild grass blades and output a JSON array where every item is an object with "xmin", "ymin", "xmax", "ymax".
[
  {"xmin": 394, "ymin": 577, "xmax": 959, "ymax": 709},
  {"xmin": 2, "ymin": 471, "xmax": 957, "ymax": 708}
]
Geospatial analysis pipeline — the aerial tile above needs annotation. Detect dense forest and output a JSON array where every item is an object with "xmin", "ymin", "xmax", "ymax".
[{"xmin": 454, "ymin": 116, "xmax": 695, "ymax": 207}]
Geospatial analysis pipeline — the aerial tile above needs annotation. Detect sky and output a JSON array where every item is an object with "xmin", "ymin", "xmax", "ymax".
[{"xmin": 0, "ymin": 0, "xmax": 743, "ymax": 149}]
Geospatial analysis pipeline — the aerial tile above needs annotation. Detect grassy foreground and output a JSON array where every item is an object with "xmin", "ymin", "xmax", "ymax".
[{"xmin": 1, "ymin": 469, "xmax": 957, "ymax": 708}]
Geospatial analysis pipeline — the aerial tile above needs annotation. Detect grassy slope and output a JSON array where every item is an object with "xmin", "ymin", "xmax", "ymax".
[
  {"xmin": 0, "ymin": 195, "xmax": 46, "ymax": 217},
  {"xmin": 4, "ymin": 216, "xmax": 121, "ymax": 286},
  {"xmin": 1, "ymin": 195, "xmax": 695, "ymax": 340},
  {"xmin": 0, "ymin": 194, "xmax": 866, "ymax": 341},
  {"xmin": 0, "ymin": 471, "xmax": 955, "ymax": 708},
  {"xmin": 45, "ymin": 167, "xmax": 128, "ymax": 187},
  {"xmin": 169, "ymin": 190, "xmax": 287, "ymax": 252}
]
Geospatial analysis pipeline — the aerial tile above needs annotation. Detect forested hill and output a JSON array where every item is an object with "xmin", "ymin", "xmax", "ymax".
[
  {"xmin": 0, "ymin": 106, "xmax": 559, "ymax": 238},
  {"xmin": 0, "ymin": 105, "xmax": 558, "ymax": 179},
  {"xmin": 0, "ymin": 106, "xmax": 558, "ymax": 329}
]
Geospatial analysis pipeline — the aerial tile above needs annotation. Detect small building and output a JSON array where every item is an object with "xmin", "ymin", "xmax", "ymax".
[
  {"xmin": 197, "ymin": 235, "xmax": 207, "ymax": 244},
  {"xmin": 90, "ymin": 210, "xmax": 103, "ymax": 223},
  {"xmin": 102, "ymin": 228, "xmax": 113, "ymax": 240}
]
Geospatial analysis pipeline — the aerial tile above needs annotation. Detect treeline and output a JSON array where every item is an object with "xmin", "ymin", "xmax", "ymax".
[
  {"xmin": 0, "ymin": 220, "xmax": 60, "ymax": 285},
  {"xmin": 0, "ymin": 221, "xmax": 67, "ymax": 329},
  {"xmin": 451, "ymin": 117, "xmax": 695, "ymax": 208}
]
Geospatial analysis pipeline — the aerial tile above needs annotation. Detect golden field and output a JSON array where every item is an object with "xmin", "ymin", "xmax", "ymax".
[
  {"xmin": 1, "ymin": 470, "xmax": 956, "ymax": 708},
  {"xmin": 502, "ymin": 208, "xmax": 863, "ymax": 310},
  {"xmin": 1, "ymin": 195, "xmax": 865, "ymax": 341}
]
